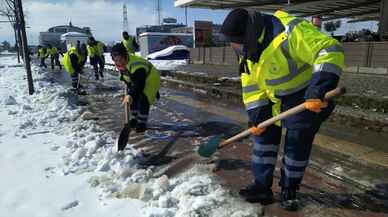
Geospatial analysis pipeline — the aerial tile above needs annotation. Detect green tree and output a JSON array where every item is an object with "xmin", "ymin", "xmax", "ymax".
[
  {"xmin": 2, "ymin": 41, "xmax": 11, "ymax": 51},
  {"xmin": 324, "ymin": 20, "xmax": 342, "ymax": 36}
]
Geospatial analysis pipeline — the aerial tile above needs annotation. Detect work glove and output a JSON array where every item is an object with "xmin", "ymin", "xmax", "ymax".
[
  {"xmin": 304, "ymin": 99, "xmax": 328, "ymax": 113},
  {"xmin": 121, "ymin": 95, "xmax": 132, "ymax": 106},
  {"xmin": 249, "ymin": 126, "xmax": 266, "ymax": 136}
]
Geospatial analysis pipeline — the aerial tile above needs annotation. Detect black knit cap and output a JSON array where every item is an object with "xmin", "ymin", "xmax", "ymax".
[
  {"xmin": 220, "ymin": 8, "xmax": 249, "ymax": 43},
  {"xmin": 111, "ymin": 42, "xmax": 127, "ymax": 57}
]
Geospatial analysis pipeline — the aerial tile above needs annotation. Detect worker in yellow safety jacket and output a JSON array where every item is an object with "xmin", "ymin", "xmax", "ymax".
[
  {"xmin": 110, "ymin": 43, "xmax": 160, "ymax": 133},
  {"xmin": 76, "ymin": 40, "xmax": 88, "ymax": 68},
  {"xmin": 47, "ymin": 44, "xmax": 62, "ymax": 70},
  {"xmin": 220, "ymin": 9, "xmax": 344, "ymax": 211},
  {"xmin": 87, "ymin": 37, "xmax": 106, "ymax": 80},
  {"xmin": 122, "ymin": 31, "xmax": 139, "ymax": 55},
  {"xmin": 62, "ymin": 46, "xmax": 84, "ymax": 93},
  {"xmin": 37, "ymin": 45, "xmax": 48, "ymax": 68}
]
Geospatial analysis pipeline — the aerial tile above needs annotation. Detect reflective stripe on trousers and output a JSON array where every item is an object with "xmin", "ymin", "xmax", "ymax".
[
  {"xmin": 250, "ymin": 126, "xmax": 282, "ymax": 188},
  {"xmin": 245, "ymin": 99, "xmax": 269, "ymax": 111}
]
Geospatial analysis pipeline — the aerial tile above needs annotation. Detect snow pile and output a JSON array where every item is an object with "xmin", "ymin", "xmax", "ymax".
[
  {"xmin": 0, "ymin": 56, "xmax": 145, "ymax": 216},
  {"xmin": 149, "ymin": 60, "xmax": 188, "ymax": 71},
  {"xmin": 0, "ymin": 55, "xmax": 262, "ymax": 217},
  {"xmin": 147, "ymin": 45, "xmax": 189, "ymax": 60},
  {"xmin": 218, "ymin": 76, "xmax": 241, "ymax": 82},
  {"xmin": 64, "ymin": 128, "xmax": 262, "ymax": 217},
  {"xmin": 0, "ymin": 50, "xmax": 13, "ymax": 55},
  {"xmin": 176, "ymin": 70, "xmax": 207, "ymax": 76},
  {"xmin": 143, "ymin": 166, "xmax": 262, "ymax": 217}
]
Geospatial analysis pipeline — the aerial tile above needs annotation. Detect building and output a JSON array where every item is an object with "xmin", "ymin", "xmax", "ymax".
[
  {"xmin": 136, "ymin": 18, "xmax": 186, "ymax": 36},
  {"xmin": 60, "ymin": 32, "xmax": 90, "ymax": 51},
  {"xmin": 171, "ymin": 22, "xmax": 227, "ymax": 47},
  {"xmin": 39, "ymin": 22, "xmax": 92, "ymax": 48},
  {"xmin": 139, "ymin": 32, "xmax": 193, "ymax": 57}
]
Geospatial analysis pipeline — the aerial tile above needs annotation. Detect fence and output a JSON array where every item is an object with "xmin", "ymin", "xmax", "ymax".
[{"xmin": 189, "ymin": 42, "xmax": 388, "ymax": 69}]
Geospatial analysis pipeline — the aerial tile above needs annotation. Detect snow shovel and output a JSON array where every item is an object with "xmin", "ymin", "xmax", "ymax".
[
  {"xmin": 76, "ymin": 73, "xmax": 87, "ymax": 95},
  {"xmin": 117, "ymin": 87, "xmax": 131, "ymax": 151},
  {"xmin": 137, "ymin": 131, "xmax": 184, "ymax": 166},
  {"xmin": 198, "ymin": 87, "xmax": 346, "ymax": 158}
]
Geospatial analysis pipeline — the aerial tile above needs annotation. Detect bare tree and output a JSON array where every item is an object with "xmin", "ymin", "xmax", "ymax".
[
  {"xmin": 0, "ymin": 0, "xmax": 21, "ymax": 62},
  {"xmin": 1, "ymin": 0, "xmax": 34, "ymax": 95}
]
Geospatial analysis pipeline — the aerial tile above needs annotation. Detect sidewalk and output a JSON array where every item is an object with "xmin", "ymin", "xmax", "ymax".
[
  {"xmin": 175, "ymin": 64, "xmax": 388, "ymax": 99},
  {"xmin": 163, "ymin": 66, "xmax": 388, "ymax": 130}
]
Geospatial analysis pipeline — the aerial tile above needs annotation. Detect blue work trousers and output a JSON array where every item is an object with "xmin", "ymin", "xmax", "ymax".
[{"xmin": 249, "ymin": 89, "xmax": 334, "ymax": 189}]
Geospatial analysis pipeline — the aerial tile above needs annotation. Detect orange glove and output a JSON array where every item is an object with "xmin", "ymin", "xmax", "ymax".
[
  {"xmin": 304, "ymin": 99, "xmax": 328, "ymax": 113},
  {"xmin": 121, "ymin": 95, "xmax": 133, "ymax": 106},
  {"xmin": 249, "ymin": 127, "xmax": 266, "ymax": 136}
]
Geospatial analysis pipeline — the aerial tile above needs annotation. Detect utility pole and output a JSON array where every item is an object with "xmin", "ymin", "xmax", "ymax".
[
  {"xmin": 13, "ymin": 23, "xmax": 20, "ymax": 63},
  {"xmin": 185, "ymin": 6, "xmax": 188, "ymax": 26},
  {"xmin": 15, "ymin": 0, "xmax": 34, "ymax": 95},
  {"xmin": 12, "ymin": 1, "xmax": 22, "ymax": 62}
]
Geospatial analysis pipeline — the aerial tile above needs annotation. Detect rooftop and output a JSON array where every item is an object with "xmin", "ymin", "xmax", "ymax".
[{"xmin": 175, "ymin": 0, "xmax": 382, "ymax": 21}]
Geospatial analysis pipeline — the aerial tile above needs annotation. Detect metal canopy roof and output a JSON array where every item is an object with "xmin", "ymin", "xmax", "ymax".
[{"xmin": 175, "ymin": 0, "xmax": 382, "ymax": 21}]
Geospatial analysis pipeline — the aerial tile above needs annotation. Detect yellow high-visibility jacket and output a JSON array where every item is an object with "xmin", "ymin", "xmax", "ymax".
[
  {"xmin": 121, "ymin": 54, "xmax": 160, "ymax": 105},
  {"xmin": 241, "ymin": 10, "xmax": 344, "ymax": 120},
  {"xmin": 87, "ymin": 41, "xmax": 105, "ymax": 58},
  {"xmin": 63, "ymin": 47, "xmax": 81, "ymax": 75}
]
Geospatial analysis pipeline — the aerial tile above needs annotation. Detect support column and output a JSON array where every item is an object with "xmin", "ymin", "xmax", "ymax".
[{"xmin": 379, "ymin": 0, "xmax": 388, "ymax": 40}]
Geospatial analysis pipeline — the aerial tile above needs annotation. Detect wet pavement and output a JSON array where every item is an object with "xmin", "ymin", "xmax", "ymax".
[{"xmin": 42, "ymin": 66, "xmax": 388, "ymax": 217}]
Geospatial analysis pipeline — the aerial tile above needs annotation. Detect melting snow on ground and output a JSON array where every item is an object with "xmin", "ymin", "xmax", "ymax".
[{"xmin": 0, "ymin": 54, "xmax": 262, "ymax": 217}]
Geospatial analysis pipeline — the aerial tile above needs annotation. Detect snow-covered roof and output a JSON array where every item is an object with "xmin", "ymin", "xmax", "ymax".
[
  {"xmin": 139, "ymin": 32, "xmax": 192, "ymax": 37},
  {"xmin": 60, "ymin": 32, "xmax": 90, "ymax": 40},
  {"xmin": 147, "ymin": 45, "xmax": 189, "ymax": 59}
]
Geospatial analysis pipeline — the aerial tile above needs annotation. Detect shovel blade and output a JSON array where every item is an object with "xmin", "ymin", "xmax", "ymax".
[
  {"xmin": 197, "ymin": 135, "xmax": 223, "ymax": 158},
  {"xmin": 117, "ymin": 123, "xmax": 131, "ymax": 151}
]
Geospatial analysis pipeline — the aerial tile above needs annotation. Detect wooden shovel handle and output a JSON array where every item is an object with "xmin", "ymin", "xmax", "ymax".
[
  {"xmin": 219, "ymin": 87, "xmax": 346, "ymax": 148},
  {"xmin": 124, "ymin": 86, "xmax": 130, "ymax": 124}
]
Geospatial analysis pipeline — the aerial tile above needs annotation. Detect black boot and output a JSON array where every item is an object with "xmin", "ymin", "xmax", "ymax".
[
  {"xmin": 239, "ymin": 183, "xmax": 274, "ymax": 204},
  {"xmin": 280, "ymin": 188, "xmax": 299, "ymax": 211},
  {"xmin": 136, "ymin": 123, "xmax": 147, "ymax": 133},
  {"xmin": 95, "ymin": 75, "xmax": 99, "ymax": 80},
  {"xmin": 129, "ymin": 119, "xmax": 138, "ymax": 128}
]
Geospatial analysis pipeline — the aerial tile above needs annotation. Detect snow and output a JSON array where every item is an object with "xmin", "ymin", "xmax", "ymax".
[
  {"xmin": 104, "ymin": 53, "xmax": 187, "ymax": 71},
  {"xmin": 147, "ymin": 45, "xmax": 188, "ymax": 60},
  {"xmin": 149, "ymin": 60, "xmax": 188, "ymax": 71},
  {"xmin": 0, "ymin": 55, "xmax": 262, "ymax": 217},
  {"xmin": 218, "ymin": 76, "xmax": 241, "ymax": 82},
  {"xmin": 61, "ymin": 32, "xmax": 89, "ymax": 38}
]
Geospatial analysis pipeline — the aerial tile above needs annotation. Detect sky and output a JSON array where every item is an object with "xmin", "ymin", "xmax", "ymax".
[
  {"xmin": 0, "ymin": 0, "xmax": 228, "ymax": 45},
  {"xmin": 0, "ymin": 0, "xmax": 379, "ymax": 45}
]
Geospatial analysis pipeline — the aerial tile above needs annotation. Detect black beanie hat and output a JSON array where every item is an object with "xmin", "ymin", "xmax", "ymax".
[
  {"xmin": 111, "ymin": 43, "xmax": 127, "ymax": 57},
  {"xmin": 221, "ymin": 8, "xmax": 249, "ymax": 43}
]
